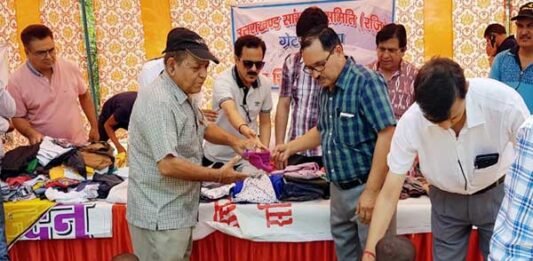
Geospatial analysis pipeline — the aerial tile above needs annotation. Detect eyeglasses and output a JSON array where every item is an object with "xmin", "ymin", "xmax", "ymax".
[
  {"xmin": 303, "ymin": 50, "xmax": 333, "ymax": 74},
  {"xmin": 31, "ymin": 47, "xmax": 56, "ymax": 59},
  {"xmin": 240, "ymin": 104, "xmax": 252, "ymax": 123},
  {"xmin": 242, "ymin": 60, "xmax": 265, "ymax": 70}
]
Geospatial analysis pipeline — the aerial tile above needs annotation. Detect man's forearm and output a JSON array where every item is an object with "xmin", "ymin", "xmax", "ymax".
[
  {"xmin": 12, "ymin": 117, "xmax": 38, "ymax": 138},
  {"xmin": 79, "ymin": 93, "xmax": 98, "ymax": 128},
  {"xmin": 365, "ymin": 173, "xmax": 405, "ymax": 253},
  {"xmin": 204, "ymin": 123, "xmax": 238, "ymax": 147},
  {"xmin": 259, "ymin": 122, "xmax": 271, "ymax": 147},
  {"xmin": 288, "ymin": 127, "xmax": 321, "ymax": 153}
]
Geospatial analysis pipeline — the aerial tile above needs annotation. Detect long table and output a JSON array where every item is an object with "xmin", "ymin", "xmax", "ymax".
[{"xmin": 8, "ymin": 197, "xmax": 483, "ymax": 261}]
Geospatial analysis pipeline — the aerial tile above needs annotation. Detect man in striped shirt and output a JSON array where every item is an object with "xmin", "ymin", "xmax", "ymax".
[
  {"xmin": 275, "ymin": 7, "xmax": 328, "ymax": 167},
  {"xmin": 274, "ymin": 27, "xmax": 396, "ymax": 260}
]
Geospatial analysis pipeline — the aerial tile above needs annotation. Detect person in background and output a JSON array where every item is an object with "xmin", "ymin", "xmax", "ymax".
[
  {"xmin": 375, "ymin": 236, "xmax": 415, "ymax": 261},
  {"xmin": 368, "ymin": 23, "xmax": 417, "ymax": 120},
  {"xmin": 98, "ymin": 91, "xmax": 137, "ymax": 167},
  {"xmin": 7, "ymin": 24, "xmax": 99, "ymax": 145},
  {"xmin": 275, "ymin": 6, "xmax": 328, "ymax": 167},
  {"xmin": 483, "ymin": 23, "xmax": 517, "ymax": 65},
  {"xmin": 490, "ymin": 2, "xmax": 533, "ymax": 112},
  {"xmin": 363, "ymin": 58, "xmax": 529, "ymax": 261}
]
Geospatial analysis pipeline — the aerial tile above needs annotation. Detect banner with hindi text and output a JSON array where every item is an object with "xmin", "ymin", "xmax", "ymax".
[{"xmin": 231, "ymin": 0, "xmax": 395, "ymax": 88}]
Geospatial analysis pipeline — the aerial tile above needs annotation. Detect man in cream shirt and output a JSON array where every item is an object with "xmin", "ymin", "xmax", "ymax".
[{"xmin": 362, "ymin": 58, "xmax": 529, "ymax": 261}]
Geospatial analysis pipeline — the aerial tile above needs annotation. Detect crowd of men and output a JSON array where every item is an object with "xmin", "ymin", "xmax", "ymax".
[{"xmin": 1, "ymin": 3, "xmax": 533, "ymax": 261}]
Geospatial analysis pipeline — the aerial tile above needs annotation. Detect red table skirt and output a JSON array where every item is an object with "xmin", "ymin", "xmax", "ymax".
[{"xmin": 8, "ymin": 204, "xmax": 483, "ymax": 261}]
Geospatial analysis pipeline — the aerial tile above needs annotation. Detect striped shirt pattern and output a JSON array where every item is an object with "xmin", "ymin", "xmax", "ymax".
[
  {"xmin": 489, "ymin": 116, "xmax": 533, "ymax": 260},
  {"xmin": 280, "ymin": 52, "xmax": 321, "ymax": 156},
  {"xmin": 318, "ymin": 57, "xmax": 396, "ymax": 183}
]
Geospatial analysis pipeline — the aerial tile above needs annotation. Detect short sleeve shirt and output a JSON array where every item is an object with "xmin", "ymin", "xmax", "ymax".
[
  {"xmin": 203, "ymin": 67, "xmax": 273, "ymax": 163},
  {"xmin": 126, "ymin": 71, "xmax": 207, "ymax": 230},
  {"xmin": 7, "ymin": 58, "xmax": 87, "ymax": 144}
]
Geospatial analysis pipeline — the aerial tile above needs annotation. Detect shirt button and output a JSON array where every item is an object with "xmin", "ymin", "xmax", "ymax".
[
  {"xmin": 329, "ymin": 132, "xmax": 332, "ymax": 136},
  {"xmin": 328, "ymin": 150, "xmax": 331, "ymax": 154},
  {"xmin": 329, "ymin": 115, "xmax": 332, "ymax": 118},
  {"xmin": 329, "ymin": 97, "xmax": 333, "ymax": 100}
]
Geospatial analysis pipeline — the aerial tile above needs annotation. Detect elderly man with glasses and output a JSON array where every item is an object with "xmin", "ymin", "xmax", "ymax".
[
  {"xmin": 203, "ymin": 35, "xmax": 272, "ymax": 169},
  {"xmin": 7, "ymin": 24, "xmax": 99, "ymax": 145}
]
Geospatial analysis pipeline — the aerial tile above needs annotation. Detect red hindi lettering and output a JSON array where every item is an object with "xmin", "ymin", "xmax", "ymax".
[{"xmin": 258, "ymin": 202, "xmax": 294, "ymax": 228}]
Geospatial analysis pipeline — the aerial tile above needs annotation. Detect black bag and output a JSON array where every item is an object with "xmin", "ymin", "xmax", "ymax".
[{"xmin": 1, "ymin": 143, "xmax": 40, "ymax": 180}]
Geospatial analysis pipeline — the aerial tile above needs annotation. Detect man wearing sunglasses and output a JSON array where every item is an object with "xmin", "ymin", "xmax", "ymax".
[
  {"xmin": 273, "ymin": 27, "xmax": 396, "ymax": 260},
  {"xmin": 7, "ymin": 24, "xmax": 99, "ymax": 145},
  {"xmin": 203, "ymin": 35, "xmax": 272, "ymax": 169}
]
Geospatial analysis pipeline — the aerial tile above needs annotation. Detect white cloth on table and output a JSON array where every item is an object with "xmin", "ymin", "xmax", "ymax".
[
  {"xmin": 105, "ymin": 180, "xmax": 128, "ymax": 204},
  {"xmin": 37, "ymin": 136, "xmax": 74, "ymax": 166},
  {"xmin": 232, "ymin": 174, "xmax": 278, "ymax": 203},
  {"xmin": 45, "ymin": 184, "xmax": 99, "ymax": 204}
]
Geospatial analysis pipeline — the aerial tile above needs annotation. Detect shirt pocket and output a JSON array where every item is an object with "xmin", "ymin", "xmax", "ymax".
[{"xmin": 334, "ymin": 110, "xmax": 358, "ymax": 147}]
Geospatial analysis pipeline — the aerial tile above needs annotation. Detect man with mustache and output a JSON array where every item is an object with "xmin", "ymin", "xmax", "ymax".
[
  {"xmin": 490, "ymin": 2, "xmax": 533, "ymax": 112},
  {"xmin": 7, "ymin": 24, "xmax": 99, "ymax": 145},
  {"xmin": 273, "ymin": 27, "xmax": 396, "ymax": 260},
  {"xmin": 127, "ymin": 27, "xmax": 252, "ymax": 260},
  {"xmin": 203, "ymin": 35, "xmax": 272, "ymax": 169}
]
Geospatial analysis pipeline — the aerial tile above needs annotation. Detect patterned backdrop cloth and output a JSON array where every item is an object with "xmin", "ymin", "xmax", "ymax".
[{"xmin": 0, "ymin": 0, "xmax": 518, "ymax": 151}]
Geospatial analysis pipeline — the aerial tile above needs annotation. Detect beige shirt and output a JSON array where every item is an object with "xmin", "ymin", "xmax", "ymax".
[{"xmin": 127, "ymin": 71, "xmax": 206, "ymax": 230}]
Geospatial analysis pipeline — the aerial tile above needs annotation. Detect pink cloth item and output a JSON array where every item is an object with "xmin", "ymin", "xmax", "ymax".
[
  {"xmin": 242, "ymin": 150, "xmax": 274, "ymax": 172},
  {"xmin": 7, "ymin": 59, "xmax": 88, "ymax": 145},
  {"xmin": 283, "ymin": 162, "xmax": 323, "ymax": 179}
]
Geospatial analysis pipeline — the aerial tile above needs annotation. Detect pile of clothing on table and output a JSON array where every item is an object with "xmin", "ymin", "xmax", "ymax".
[
  {"xmin": 201, "ymin": 150, "xmax": 330, "ymax": 204},
  {"xmin": 0, "ymin": 137, "xmax": 125, "ymax": 204}
]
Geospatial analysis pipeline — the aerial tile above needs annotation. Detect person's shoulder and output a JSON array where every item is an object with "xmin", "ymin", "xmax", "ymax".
[
  {"xmin": 8, "ymin": 63, "xmax": 29, "ymax": 82},
  {"xmin": 468, "ymin": 78, "xmax": 523, "ymax": 106},
  {"xmin": 213, "ymin": 68, "xmax": 235, "ymax": 87}
]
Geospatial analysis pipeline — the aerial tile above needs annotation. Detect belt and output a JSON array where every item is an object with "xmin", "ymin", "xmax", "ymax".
[
  {"xmin": 473, "ymin": 176, "xmax": 505, "ymax": 195},
  {"xmin": 334, "ymin": 176, "xmax": 368, "ymax": 190}
]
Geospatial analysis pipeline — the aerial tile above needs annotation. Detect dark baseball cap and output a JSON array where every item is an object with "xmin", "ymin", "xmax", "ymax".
[
  {"xmin": 511, "ymin": 2, "xmax": 533, "ymax": 21},
  {"xmin": 162, "ymin": 27, "xmax": 220, "ymax": 64}
]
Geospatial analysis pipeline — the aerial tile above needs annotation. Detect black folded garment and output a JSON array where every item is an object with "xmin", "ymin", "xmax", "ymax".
[
  {"xmin": 92, "ymin": 173, "xmax": 124, "ymax": 198},
  {"xmin": 1, "ymin": 143, "xmax": 40, "ymax": 180},
  {"xmin": 280, "ymin": 176, "xmax": 330, "ymax": 202}
]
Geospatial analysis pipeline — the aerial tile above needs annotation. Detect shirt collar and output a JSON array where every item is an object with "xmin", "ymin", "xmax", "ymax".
[
  {"xmin": 26, "ymin": 61, "xmax": 44, "ymax": 77},
  {"xmin": 335, "ymin": 56, "xmax": 355, "ymax": 90},
  {"xmin": 161, "ymin": 71, "xmax": 188, "ymax": 105},
  {"xmin": 372, "ymin": 59, "xmax": 405, "ymax": 78},
  {"xmin": 233, "ymin": 66, "xmax": 258, "ymax": 89}
]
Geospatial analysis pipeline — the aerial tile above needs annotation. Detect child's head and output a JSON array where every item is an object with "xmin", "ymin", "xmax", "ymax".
[
  {"xmin": 111, "ymin": 253, "xmax": 139, "ymax": 261},
  {"xmin": 376, "ymin": 236, "xmax": 415, "ymax": 261}
]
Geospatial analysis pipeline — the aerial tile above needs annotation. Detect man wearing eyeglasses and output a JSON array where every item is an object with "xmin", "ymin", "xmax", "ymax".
[
  {"xmin": 368, "ymin": 23, "xmax": 417, "ymax": 121},
  {"xmin": 7, "ymin": 24, "xmax": 99, "ymax": 145},
  {"xmin": 273, "ymin": 27, "xmax": 396, "ymax": 260},
  {"xmin": 203, "ymin": 35, "xmax": 272, "ymax": 169}
]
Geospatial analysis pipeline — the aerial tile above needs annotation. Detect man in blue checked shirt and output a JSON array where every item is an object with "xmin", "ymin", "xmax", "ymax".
[
  {"xmin": 489, "ymin": 116, "xmax": 533, "ymax": 260},
  {"xmin": 273, "ymin": 27, "xmax": 396, "ymax": 261}
]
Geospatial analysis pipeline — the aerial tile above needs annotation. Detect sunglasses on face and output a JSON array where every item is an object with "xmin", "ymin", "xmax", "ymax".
[{"xmin": 242, "ymin": 60, "xmax": 265, "ymax": 70}]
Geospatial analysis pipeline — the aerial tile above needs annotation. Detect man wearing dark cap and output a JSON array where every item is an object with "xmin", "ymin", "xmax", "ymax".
[
  {"xmin": 490, "ymin": 2, "xmax": 533, "ymax": 111},
  {"xmin": 126, "ymin": 27, "xmax": 255, "ymax": 260}
]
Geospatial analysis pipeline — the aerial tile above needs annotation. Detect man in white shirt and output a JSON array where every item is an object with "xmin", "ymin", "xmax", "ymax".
[
  {"xmin": 203, "ymin": 35, "xmax": 272, "ymax": 168},
  {"xmin": 362, "ymin": 58, "xmax": 530, "ymax": 261}
]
